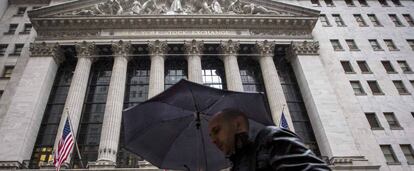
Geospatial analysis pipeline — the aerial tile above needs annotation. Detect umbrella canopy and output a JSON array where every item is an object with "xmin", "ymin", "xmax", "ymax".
[{"xmin": 122, "ymin": 79, "xmax": 275, "ymax": 171}]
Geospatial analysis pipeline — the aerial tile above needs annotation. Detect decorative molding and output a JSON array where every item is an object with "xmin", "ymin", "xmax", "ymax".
[
  {"xmin": 184, "ymin": 39, "xmax": 204, "ymax": 55},
  {"xmin": 290, "ymin": 41, "xmax": 319, "ymax": 56},
  {"xmin": 147, "ymin": 40, "xmax": 168, "ymax": 56},
  {"xmin": 220, "ymin": 39, "xmax": 240, "ymax": 55},
  {"xmin": 111, "ymin": 40, "xmax": 132, "ymax": 58},
  {"xmin": 30, "ymin": 42, "xmax": 65, "ymax": 64},
  {"xmin": 37, "ymin": 30, "xmax": 100, "ymax": 39},
  {"xmin": 75, "ymin": 41, "xmax": 97, "ymax": 58},
  {"xmin": 255, "ymin": 40, "xmax": 275, "ymax": 57},
  {"xmin": 55, "ymin": 0, "xmax": 280, "ymax": 16}
]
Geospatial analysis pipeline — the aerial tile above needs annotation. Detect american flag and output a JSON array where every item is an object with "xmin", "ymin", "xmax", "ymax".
[
  {"xmin": 53, "ymin": 118, "xmax": 74, "ymax": 171},
  {"xmin": 280, "ymin": 112, "xmax": 290, "ymax": 130}
]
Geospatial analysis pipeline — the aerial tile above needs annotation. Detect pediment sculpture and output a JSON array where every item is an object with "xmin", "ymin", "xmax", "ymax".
[{"xmin": 66, "ymin": 0, "xmax": 279, "ymax": 16}]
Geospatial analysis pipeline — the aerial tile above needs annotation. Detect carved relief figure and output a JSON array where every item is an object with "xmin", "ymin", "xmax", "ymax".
[
  {"xmin": 211, "ymin": 0, "xmax": 223, "ymax": 14},
  {"xmin": 131, "ymin": 0, "xmax": 142, "ymax": 14},
  {"xmin": 168, "ymin": 0, "xmax": 184, "ymax": 14}
]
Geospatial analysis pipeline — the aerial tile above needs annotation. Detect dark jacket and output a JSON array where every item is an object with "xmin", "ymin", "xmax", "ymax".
[{"xmin": 229, "ymin": 126, "xmax": 331, "ymax": 171}]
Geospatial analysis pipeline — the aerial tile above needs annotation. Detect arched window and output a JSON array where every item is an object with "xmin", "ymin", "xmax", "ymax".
[
  {"xmin": 29, "ymin": 47, "xmax": 77, "ymax": 169},
  {"xmin": 117, "ymin": 56, "xmax": 151, "ymax": 168},
  {"xmin": 73, "ymin": 58, "xmax": 113, "ymax": 168}
]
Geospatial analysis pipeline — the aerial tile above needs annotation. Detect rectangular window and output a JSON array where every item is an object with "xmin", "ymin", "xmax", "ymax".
[
  {"xmin": 365, "ymin": 113, "xmax": 382, "ymax": 129},
  {"xmin": 407, "ymin": 39, "xmax": 414, "ymax": 50},
  {"xmin": 350, "ymin": 81, "xmax": 365, "ymax": 95},
  {"xmin": 393, "ymin": 80, "xmax": 409, "ymax": 94},
  {"xmin": 380, "ymin": 145, "xmax": 400, "ymax": 164},
  {"xmin": 332, "ymin": 14, "xmax": 345, "ymax": 26},
  {"xmin": 345, "ymin": 0, "xmax": 355, "ymax": 6},
  {"xmin": 397, "ymin": 61, "xmax": 412, "ymax": 73},
  {"xmin": 384, "ymin": 112, "xmax": 402, "ymax": 129},
  {"xmin": 354, "ymin": 14, "xmax": 367, "ymax": 26},
  {"xmin": 403, "ymin": 14, "xmax": 414, "ymax": 26},
  {"xmin": 319, "ymin": 14, "xmax": 331, "ymax": 26},
  {"xmin": 389, "ymin": 14, "xmax": 404, "ymax": 26},
  {"xmin": 369, "ymin": 39, "xmax": 383, "ymax": 51},
  {"xmin": 16, "ymin": 7, "xmax": 27, "ymax": 16},
  {"xmin": 367, "ymin": 80, "xmax": 383, "ymax": 95},
  {"xmin": 400, "ymin": 145, "xmax": 414, "ymax": 164},
  {"xmin": 0, "ymin": 44, "xmax": 7, "ymax": 56},
  {"xmin": 382, "ymin": 61, "xmax": 396, "ymax": 73},
  {"xmin": 4, "ymin": 24, "xmax": 18, "ymax": 35},
  {"xmin": 357, "ymin": 61, "xmax": 371, "ymax": 73},
  {"xmin": 2, "ymin": 66, "xmax": 14, "ymax": 78},
  {"xmin": 378, "ymin": 0, "xmax": 389, "ymax": 6},
  {"xmin": 391, "ymin": 0, "xmax": 402, "ymax": 6},
  {"xmin": 358, "ymin": 0, "xmax": 369, "ymax": 6},
  {"xmin": 341, "ymin": 61, "xmax": 354, "ymax": 73},
  {"xmin": 368, "ymin": 14, "xmax": 382, "ymax": 26},
  {"xmin": 20, "ymin": 23, "xmax": 32, "ymax": 34},
  {"xmin": 346, "ymin": 39, "xmax": 359, "ymax": 50},
  {"xmin": 10, "ymin": 44, "xmax": 24, "ymax": 56},
  {"xmin": 324, "ymin": 0, "xmax": 335, "ymax": 6},
  {"xmin": 384, "ymin": 39, "xmax": 398, "ymax": 51},
  {"xmin": 330, "ymin": 39, "xmax": 343, "ymax": 51},
  {"xmin": 311, "ymin": 0, "xmax": 321, "ymax": 6}
]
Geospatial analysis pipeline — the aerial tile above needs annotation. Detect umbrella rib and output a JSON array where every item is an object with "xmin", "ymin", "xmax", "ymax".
[
  {"xmin": 159, "ymin": 118, "xmax": 196, "ymax": 168},
  {"xmin": 200, "ymin": 94, "xmax": 226, "ymax": 114}
]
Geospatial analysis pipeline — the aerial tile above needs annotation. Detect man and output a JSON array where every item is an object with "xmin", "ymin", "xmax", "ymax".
[{"xmin": 208, "ymin": 108, "xmax": 331, "ymax": 171}]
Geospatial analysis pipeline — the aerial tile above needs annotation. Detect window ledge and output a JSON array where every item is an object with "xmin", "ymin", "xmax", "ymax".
[
  {"xmin": 0, "ymin": 77, "xmax": 11, "ymax": 80},
  {"xmin": 373, "ymin": 49, "xmax": 384, "ymax": 51},
  {"xmin": 337, "ymin": 25, "xmax": 347, "ymax": 27},
  {"xmin": 373, "ymin": 93, "xmax": 385, "ymax": 95},
  {"xmin": 381, "ymin": 5, "xmax": 390, "ymax": 7},
  {"xmin": 3, "ymin": 32, "xmax": 15, "ymax": 35},
  {"xmin": 371, "ymin": 127, "xmax": 384, "ymax": 130},
  {"xmin": 396, "ymin": 25, "xmax": 405, "ymax": 27},
  {"xmin": 362, "ymin": 72, "xmax": 373, "ymax": 74},
  {"xmin": 347, "ymin": 5, "xmax": 356, "ymax": 7},
  {"xmin": 345, "ymin": 72, "xmax": 356, "ymax": 74},
  {"xmin": 403, "ymin": 71, "xmax": 414, "ymax": 74},
  {"xmin": 399, "ymin": 92, "xmax": 411, "ymax": 95},
  {"xmin": 386, "ymin": 71, "xmax": 398, "ymax": 74},
  {"xmin": 359, "ymin": 25, "xmax": 369, "ymax": 27},
  {"xmin": 408, "ymin": 162, "xmax": 414, "ymax": 165},
  {"xmin": 360, "ymin": 5, "xmax": 369, "ymax": 7},
  {"xmin": 386, "ymin": 162, "xmax": 401, "ymax": 165},
  {"xmin": 13, "ymin": 14, "xmax": 23, "ymax": 17},
  {"xmin": 374, "ymin": 25, "xmax": 384, "ymax": 27},
  {"xmin": 19, "ymin": 32, "xmax": 30, "ymax": 35},
  {"xmin": 390, "ymin": 127, "xmax": 404, "ymax": 130},
  {"xmin": 389, "ymin": 49, "xmax": 400, "ymax": 51},
  {"xmin": 8, "ymin": 53, "xmax": 21, "ymax": 56},
  {"xmin": 355, "ymin": 93, "xmax": 367, "ymax": 96},
  {"xmin": 322, "ymin": 25, "xmax": 333, "ymax": 27},
  {"xmin": 350, "ymin": 49, "xmax": 361, "ymax": 51},
  {"xmin": 334, "ymin": 49, "xmax": 345, "ymax": 51}
]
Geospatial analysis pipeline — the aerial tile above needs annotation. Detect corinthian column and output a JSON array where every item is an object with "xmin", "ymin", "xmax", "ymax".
[
  {"xmin": 0, "ymin": 42, "xmax": 63, "ymax": 168},
  {"xmin": 53, "ymin": 41, "xmax": 96, "ymax": 165},
  {"xmin": 184, "ymin": 40, "xmax": 204, "ymax": 84},
  {"xmin": 220, "ymin": 40, "xmax": 243, "ymax": 91},
  {"xmin": 148, "ymin": 40, "xmax": 168, "ymax": 98},
  {"xmin": 94, "ymin": 41, "xmax": 131, "ymax": 167},
  {"xmin": 255, "ymin": 41, "xmax": 293, "ymax": 128}
]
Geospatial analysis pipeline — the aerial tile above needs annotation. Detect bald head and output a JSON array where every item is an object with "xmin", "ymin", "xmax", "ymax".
[{"xmin": 208, "ymin": 108, "xmax": 250, "ymax": 155}]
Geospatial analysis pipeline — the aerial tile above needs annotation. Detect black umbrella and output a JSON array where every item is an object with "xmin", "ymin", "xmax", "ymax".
[{"xmin": 122, "ymin": 79, "xmax": 274, "ymax": 171}]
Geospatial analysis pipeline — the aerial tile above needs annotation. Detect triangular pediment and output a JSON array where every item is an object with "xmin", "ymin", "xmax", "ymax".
[{"xmin": 29, "ymin": 0, "xmax": 319, "ymax": 18}]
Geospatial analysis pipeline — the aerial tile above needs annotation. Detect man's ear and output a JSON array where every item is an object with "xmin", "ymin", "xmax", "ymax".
[{"xmin": 235, "ymin": 117, "xmax": 243, "ymax": 132}]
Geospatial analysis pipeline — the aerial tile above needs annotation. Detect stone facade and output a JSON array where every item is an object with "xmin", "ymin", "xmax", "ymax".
[{"xmin": 0, "ymin": 0, "xmax": 412, "ymax": 171}]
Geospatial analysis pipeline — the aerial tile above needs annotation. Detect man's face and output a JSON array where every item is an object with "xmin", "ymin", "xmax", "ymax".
[{"xmin": 208, "ymin": 115, "xmax": 237, "ymax": 155}]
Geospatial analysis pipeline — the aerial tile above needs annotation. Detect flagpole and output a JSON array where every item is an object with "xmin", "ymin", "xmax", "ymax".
[{"xmin": 65, "ymin": 108, "xmax": 85, "ymax": 169}]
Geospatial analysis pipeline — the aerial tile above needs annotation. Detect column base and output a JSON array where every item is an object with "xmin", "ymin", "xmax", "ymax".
[
  {"xmin": 328, "ymin": 156, "xmax": 380, "ymax": 171},
  {"xmin": 88, "ymin": 160, "xmax": 116, "ymax": 169},
  {"xmin": 138, "ymin": 160, "xmax": 158, "ymax": 169}
]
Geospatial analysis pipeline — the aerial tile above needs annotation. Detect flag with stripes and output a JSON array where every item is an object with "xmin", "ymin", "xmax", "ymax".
[
  {"xmin": 279, "ymin": 112, "xmax": 290, "ymax": 130},
  {"xmin": 53, "ymin": 118, "xmax": 74, "ymax": 171}
]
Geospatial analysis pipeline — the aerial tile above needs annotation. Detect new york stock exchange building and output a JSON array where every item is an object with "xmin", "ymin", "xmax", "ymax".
[{"xmin": 0, "ymin": 0, "xmax": 413, "ymax": 170}]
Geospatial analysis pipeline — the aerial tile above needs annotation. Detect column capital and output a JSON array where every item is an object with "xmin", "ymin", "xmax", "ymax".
[
  {"xmin": 111, "ymin": 40, "xmax": 132, "ymax": 60},
  {"xmin": 220, "ymin": 39, "xmax": 240, "ymax": 55},
  {"xmin": 30, "ymin": 42, "xmax": 65, "ymax": 64},
  {"xmin": 184, "ymin": 39, "xmax": 204, "ymax": 55},
  {"xmin": 75, "ymin": 41, "xmax": 97, "ymax": 58},
  {"xmin": 148, "ymin": 40, "xmax": 168, "ymax": 56},
  {"xmin": 255, "ymin": 40, "xmax": 276, "ymax": 57},
  {"xmin": 290, "ymin": 41, "xmax": 319, "ymax": 56}
]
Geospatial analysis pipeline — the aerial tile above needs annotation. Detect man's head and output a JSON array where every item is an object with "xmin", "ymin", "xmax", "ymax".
[{"xmin": 208, "ymin": 108, "xmax": 249, "ymax": 155}]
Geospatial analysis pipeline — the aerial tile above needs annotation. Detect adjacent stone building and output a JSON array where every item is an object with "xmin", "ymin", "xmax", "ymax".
[{"xmin": 0, "ymin": 0, "xmax": 413, "ymax": 170}]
